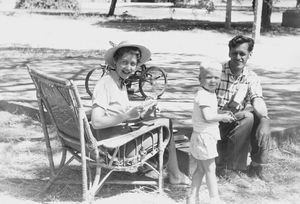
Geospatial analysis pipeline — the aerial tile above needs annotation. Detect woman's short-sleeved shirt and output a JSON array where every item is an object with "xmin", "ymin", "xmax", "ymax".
[
  {"xmin": 92, "ymin": 73, "xmax": 130, "ymax": 117},
  {"xmin": 192, "ymin": 87, "xmax": 220, "ymax": 140}
]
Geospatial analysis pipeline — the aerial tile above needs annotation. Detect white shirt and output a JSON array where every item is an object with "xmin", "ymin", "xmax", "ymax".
[
  {"xmin": 192, "ymin": 87, "xmax": 220, "ymax": 140},
  {"xmin": 92, "ymin": 72, "xmax": 130, "ymax": 117}
]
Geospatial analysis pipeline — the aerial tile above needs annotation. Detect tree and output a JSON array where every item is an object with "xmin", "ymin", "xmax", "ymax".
[
  {"xmin": 252, "ymin": 0, "xmax": 273, "ymax": 29},
  {"xmin": 108, "ymin": 0, "xmax": 118, "ymax": 16},
  {"xmin": 225, "ymin": 0, "xmax": 233, "ymax": 29},
  {"xmin": 297, "ymin": 0, "xmax": 300, "ymax": 8}
]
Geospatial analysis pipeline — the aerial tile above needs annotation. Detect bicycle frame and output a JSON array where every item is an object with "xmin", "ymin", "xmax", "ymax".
[{"xmin": 85, "ymin": 64, "xmax": 167, "ymax": 99}]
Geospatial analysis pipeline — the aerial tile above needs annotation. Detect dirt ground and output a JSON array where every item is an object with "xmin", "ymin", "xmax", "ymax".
[{"xmin": 0, "ymin": 2, "xmax": 300, "ymax": 204}]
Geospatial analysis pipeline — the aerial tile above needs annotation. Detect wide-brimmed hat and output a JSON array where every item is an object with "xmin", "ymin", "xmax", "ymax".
[{"xmin": 104, "ymin": 41, "xmax": 151, "ymax": 67}]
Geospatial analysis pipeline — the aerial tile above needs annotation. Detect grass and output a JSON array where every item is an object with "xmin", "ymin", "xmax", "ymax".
[{"xmin": 0, "ymin": 110, "xmax": 299, "ymax": 204}]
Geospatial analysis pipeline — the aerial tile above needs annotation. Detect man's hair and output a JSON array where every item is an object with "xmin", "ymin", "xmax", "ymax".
[{"xmin": 228, "ymin": 35, "xmax": 255, "ymax": 52}]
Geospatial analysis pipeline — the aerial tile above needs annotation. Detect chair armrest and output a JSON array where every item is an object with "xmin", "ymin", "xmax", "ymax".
[
  {"xmin": 85, "ymin": 108, "xmax": 92, "ymax": 121},
  {"xmin": 96, "ymin": 119, "xmax": 170, "ymax": 149}
]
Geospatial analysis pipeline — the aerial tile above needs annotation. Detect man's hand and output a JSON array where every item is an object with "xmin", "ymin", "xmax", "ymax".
[{"xmin": 256, "ymin": 118, "xmax": 271, "ymax": 148}]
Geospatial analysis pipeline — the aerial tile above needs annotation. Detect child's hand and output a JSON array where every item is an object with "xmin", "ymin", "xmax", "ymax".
[{"xmin": 221, "ymin": 112, "xmax": 236, "ymax": 123}]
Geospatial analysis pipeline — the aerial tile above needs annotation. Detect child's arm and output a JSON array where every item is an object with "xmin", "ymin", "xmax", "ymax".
[{"xmin": 201, "ymin": 106, "xmax": 235, "ymax": 123}]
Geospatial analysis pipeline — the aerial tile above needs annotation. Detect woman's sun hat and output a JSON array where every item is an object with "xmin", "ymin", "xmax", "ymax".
[{"xmin": 104, "ymin": 41, "xmax": 151, "ymax": 67}]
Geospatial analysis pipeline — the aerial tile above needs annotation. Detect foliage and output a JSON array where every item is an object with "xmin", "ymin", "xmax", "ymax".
[
  {"xmin": 173, "ymin": 0, "xmax": 215, "ymax": 13},
  {"xmin": 15, "ymin": 0, "xmax": 79, "ymax": 10}
]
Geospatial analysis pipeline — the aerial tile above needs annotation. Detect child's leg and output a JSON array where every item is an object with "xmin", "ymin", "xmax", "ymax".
[
  {"xmin": 186, "ymin": 159, "xmax": 205, "ymax": 204},
  {"xmin": 201, "ymin": 158, "xmax": 219, "ymax": 199}
]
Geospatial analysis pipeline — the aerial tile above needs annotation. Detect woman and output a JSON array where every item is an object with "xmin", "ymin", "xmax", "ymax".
[{"xmin": 91, "ymin": 41, "xmax": 190, "ymax": 185}]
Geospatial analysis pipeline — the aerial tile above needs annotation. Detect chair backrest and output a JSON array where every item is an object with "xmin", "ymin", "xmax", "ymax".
[{"xmin": 28, "ymin": 67, "xmax": 96, "ymax": 150}]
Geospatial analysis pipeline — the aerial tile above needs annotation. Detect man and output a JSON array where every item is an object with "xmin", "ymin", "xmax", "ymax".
[{"xmin": 215, "ymin": 35, "xmax": 271, "ymax": 181}]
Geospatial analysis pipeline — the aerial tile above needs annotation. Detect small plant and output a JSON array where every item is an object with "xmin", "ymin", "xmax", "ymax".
[
  {"xmin": 15, "ymin": 0, "xmax": 79, "ymax": 10},
  {"xmin": 173, "ymin": 0, "xmax": 215, "ymax": 13},
  {"xmin": 199, "ymin": 0, "xmax": 215, "ymax": 13}
]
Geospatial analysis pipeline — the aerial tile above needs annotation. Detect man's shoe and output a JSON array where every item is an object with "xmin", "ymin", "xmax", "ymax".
[
  {"xmin": 225, "ymin": 169, "xmax": 246, "ymax": 180},
  {"xmin": 247, "ymin": 164, "xmax": 257, "ymax": 178},
  {"xmin": 216, "ymin": 168, "xmax": 242, "ymax": 180},
  {"xmin": 248, "ymin": 163, "xmax": 272, "ymax": 182},
  {"xmin": 255, "ymin": 165, "xmax": 272, "ymax": 182},
  {"xmin": 216, "ymin": 168, "xmax": 226, "ymax": 178}
]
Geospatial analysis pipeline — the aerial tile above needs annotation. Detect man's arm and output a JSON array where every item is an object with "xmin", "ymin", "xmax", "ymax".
[
  {"xmin": 252, "ymin": 97, "xmax": 271, "ymax": 147},
  {"xmin": 252, "ymin": 97, "xmax": 268, "ymax": 119}
]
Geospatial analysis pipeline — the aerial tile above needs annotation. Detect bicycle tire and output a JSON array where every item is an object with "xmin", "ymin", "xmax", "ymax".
[
  {"xmin": 139, "ymin": 66, "xmax": 167, "ymax": 99},
  {"xmin": 85, "ymin": 66, "xmax": 106, "ymax": 97}
]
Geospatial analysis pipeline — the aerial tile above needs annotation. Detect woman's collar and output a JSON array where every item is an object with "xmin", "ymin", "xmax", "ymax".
[{"xmin": 109, "ymin": 70, "xmax": 126, "ymax": 89}]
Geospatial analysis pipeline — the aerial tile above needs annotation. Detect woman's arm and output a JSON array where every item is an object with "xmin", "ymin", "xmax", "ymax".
[
  {"xmin": 91, "ymin": 106, "xmax": 127, "ymax": 129},
  {"xmin": 91, "ymin": 105, "xmax": 143, "ymax": 129}
]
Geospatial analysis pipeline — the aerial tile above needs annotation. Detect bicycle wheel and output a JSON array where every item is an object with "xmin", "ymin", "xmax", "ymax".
[
  {"xmin": 85, "ymin": 66, "xmax": 106, "ymax": 97},
  {"xmin": 139, "ymin": 66, "xmax": 167, "ymax": 99}
]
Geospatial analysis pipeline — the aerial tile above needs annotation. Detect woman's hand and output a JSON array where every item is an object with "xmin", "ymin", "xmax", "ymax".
[
  {"xmin": 125, "ymin": 105, "xmax": 144, "ymax": 120},
  {"xmin": 140, "ymin": 103, "xmax": 157, "ymax": 119}
]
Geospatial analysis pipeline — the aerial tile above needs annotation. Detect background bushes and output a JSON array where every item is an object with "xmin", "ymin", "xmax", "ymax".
[{"xmin": 15, "ymin": 0, "xmax": 79, "ymax": 10}]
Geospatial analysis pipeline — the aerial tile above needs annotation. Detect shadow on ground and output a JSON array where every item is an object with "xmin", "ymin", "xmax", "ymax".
[
  {"xmin": 94, "ymin": 19, "xmax": 300, "ymax": 36},
  {"xmin": 0, "ymin": 48, "xmax": 300, "ymax": 130}
]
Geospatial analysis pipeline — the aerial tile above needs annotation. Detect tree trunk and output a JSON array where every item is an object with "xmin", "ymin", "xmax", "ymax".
[
  {"xmin": 108, "ymin": 0, "xmax": 118, "ymax": 16},
  {"xmin": 225, "ymin": 0, "xmax": 232, "ymax": 29},
  {"xmin": 297, "ymin": 0, "xmax": 300, "ymax": 8},
  {"xmin": 252, "ymin": 0, "xmax": 273, "ymax": 29},
  {"xmin": 252, "ymin": 0, "xmax": 263, "ymax": 42},
  {"xmin": 261, "ymin": 0, "xmax": 272, "ymax": 29}
]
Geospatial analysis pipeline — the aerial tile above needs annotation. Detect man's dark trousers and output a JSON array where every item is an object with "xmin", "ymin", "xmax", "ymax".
[{"xmin": 216, "ymin": 111, "xmax": 269, "ymax": 171}]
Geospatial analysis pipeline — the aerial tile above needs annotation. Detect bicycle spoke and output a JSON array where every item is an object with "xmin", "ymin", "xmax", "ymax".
[{"xmin": 139, "ymin": 67, "xmax": 167, "ymax": 99}]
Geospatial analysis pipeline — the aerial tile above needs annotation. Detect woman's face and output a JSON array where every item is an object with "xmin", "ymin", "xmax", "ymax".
[{"xmin": 115, "ymin": 52, "xmax": 138, "ymax": 80}]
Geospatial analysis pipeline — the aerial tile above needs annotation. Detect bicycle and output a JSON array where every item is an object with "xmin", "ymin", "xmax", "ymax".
[{"xmin": 85, "ymin": 63, "xmax": 167, "ymax": 99}]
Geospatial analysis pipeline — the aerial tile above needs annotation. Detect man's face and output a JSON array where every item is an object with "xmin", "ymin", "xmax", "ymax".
[{"xmin": 229, "ymin": 43, "xmax": 251, "ymax": 70}]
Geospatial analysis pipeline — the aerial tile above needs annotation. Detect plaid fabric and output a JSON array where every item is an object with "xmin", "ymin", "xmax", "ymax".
[{"xmin": 216, "ymin": 61, "xmax": 263, "ymax": 110}]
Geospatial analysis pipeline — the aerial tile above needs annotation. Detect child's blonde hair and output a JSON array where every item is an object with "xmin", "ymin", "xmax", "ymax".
[{"xmin": 199, "ymin": 59, "xmax": 222, "ymax": 80}]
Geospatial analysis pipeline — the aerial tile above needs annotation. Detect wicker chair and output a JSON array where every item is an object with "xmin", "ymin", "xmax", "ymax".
[{"xmin": 27, "ymin": 66, "xmax": 171, "ymax": 202}]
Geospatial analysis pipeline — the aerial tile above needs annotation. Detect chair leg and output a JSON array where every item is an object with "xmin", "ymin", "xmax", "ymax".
[
  {"xmin": 38, "ymin": 100, "xmax": 56, "ymax": 176},
  {"xmin": 93, "ymin": 169, "xmax": 115, "ymax": 196},
  {"xmin": 42, "ymin": 155, "xmax": 75, "ymax": 193},
  {"xmin": 81, "ymin": 165, "xmax": 115, "ymax": 201},
  {"xmin": 158, "ymin": 127, "xmax": 164, "ymax": 193},
  {"xmin": 58, "ymin": 149, "xmax": 67, "ymax": 169}
]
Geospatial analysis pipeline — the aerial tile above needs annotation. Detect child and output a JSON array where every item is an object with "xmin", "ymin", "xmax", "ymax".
[{"xmin": 186, "ymin": 60, "xmax": 235, "ymax": 204}]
